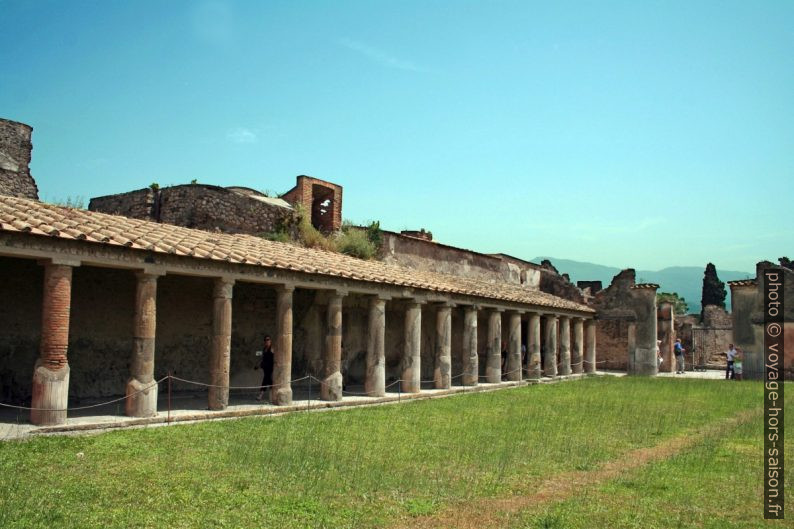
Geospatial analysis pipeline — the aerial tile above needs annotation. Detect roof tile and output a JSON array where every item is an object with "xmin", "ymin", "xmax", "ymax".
[{"xmin": 0, "ymin": 196, "xmax": 594, "ymax": 313}]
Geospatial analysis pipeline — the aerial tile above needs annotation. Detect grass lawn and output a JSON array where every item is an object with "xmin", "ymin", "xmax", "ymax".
[{"xmin": 0, "ymin": 377, "xmax": 784, "ymax": 528}]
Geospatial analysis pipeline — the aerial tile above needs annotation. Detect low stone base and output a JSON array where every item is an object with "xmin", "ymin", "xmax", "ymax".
[
  {"xmin": 125, "ymin": 377, "xmax": 158, "ymax": 418},
  {"xmin": 31, "ymin": 361, "xmax": 69, "ymax": 426},
  {"xmin": 321, "ymin": 372, "xmax": 342, "ymax": 401},
  {"xmin": 434, "ymin": 362, "xmax": 451, "ymax": 389},
  {"xmin": 271, "ymin": 386, "xmax": 293, "ymax": 406},
  {"xmin": 208, "ymin": 387, "xmax": 229, "ymax": 411}
]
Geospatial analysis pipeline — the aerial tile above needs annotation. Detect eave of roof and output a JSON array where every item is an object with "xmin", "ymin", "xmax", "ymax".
[{"xmin": 0, "ymin": 196, "xmax": 594, "ymax": 313}]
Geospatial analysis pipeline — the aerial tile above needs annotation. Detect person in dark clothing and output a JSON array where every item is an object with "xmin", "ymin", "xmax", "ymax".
[
  {"xmin": 256, "ymin": 335, "xmax": 274, "ymax": 401},
  {"xmin": 501, "ymin": 341, "xmax": 508, "ymax": 379}
]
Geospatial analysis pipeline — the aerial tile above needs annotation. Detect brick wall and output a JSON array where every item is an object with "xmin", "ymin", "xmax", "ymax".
[
  {"xmin": 281, "ymin": 175, "xmax": 342, "ymax": 232},
  {"xmin": 0, "ymin": 118, "xmax": 39, "ymax": 200}
]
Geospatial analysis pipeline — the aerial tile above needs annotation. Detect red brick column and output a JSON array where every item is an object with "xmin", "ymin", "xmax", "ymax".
[
  {"xmin": 126, "ymin": 272, "xmax": 160, "ymax": 417},
  {"xmin": 209, "ymin": 278, "xmax": 234, "ymax": 410},
  {"xmin": 31, "ymin": 262, "xmax": 74, "ymax": 425}
]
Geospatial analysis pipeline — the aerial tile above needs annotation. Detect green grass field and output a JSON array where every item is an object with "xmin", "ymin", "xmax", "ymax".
[{"xmin": 0, "ymin": 377, "xmax": 789, "ymax": 528}]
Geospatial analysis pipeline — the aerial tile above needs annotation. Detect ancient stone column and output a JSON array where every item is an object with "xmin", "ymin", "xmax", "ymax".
[
  {"xmin": 271, "ymin": 285, "xmax": 294, "ymax": 405},
  {"xmin": 657, "ymin": 301, "xmax": 675, "ymax": 373},
  {"xmin": 434, "ymin": 304, "xmax": 452, "ymax": 389},
  {"xmin": 365, "ymin": 296, "xmax": 386, "ymax": 397},
  {"xmin": 31, "ymin": 261, "xmax": 75, "ymax": 426},
  {"xmin": 630, "ymin": 285, "xmax": 659, "ymax": 376},
  {"xmin": 321, "ymin": 292, "xmax": 344, "ymax": 401},
  {"xmin": 486, "ymin": 309, "xmax": 502, "ymax": 383},
  {"xmin": 527, "ymin": 312, "xmax": 541, "ymax": 379},
  {"xmin": 585, "ymin": 319, "xmax": 597, "ymax": 373},
  {"xmin": 507, "ymin": 311, "xmax": 522, "ymax": 381},
  {"xmin": 208, "ymin": 278, "xmax": 234, "ymax": 410},
  {"xmin": 126, "ymin": 271, "xmax": 159, "ymax": 418},
  {"xmin": 462, "ymin": 306, "xmax": 478, "ymax": 386},
  {"xmin": 401, "ymin": 301, "xmax": 422, "ymax": 393},
  {"xmin": 559, "ymin": 317, "xmax": 572, "ymax": 376},
  {"xmin": 543, "ymin": 315, "xmax": 558, "ymax": 377},
  {"xmin": 572, "ymin": 318, "xmax": 584, "ymax": 374}
]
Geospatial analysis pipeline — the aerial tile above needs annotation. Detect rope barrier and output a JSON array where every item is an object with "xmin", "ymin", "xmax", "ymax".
[
  {"xmin": 0, "ymin": 356, "xmax": 607, "ymax": 415},
  {"xmin": 0, "ymin": 376, "xmax": 167, "ymax": 412}
]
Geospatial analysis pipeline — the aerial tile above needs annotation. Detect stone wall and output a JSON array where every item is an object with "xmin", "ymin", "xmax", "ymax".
[
  {"xmin": 0, "ymin": 118, "xmax": 39, "ymax": 200},
  {"xmin": 537, "ymin": 260, "xmax": 587, "ymax": 304},
  {"xmin": 89, "ymin": 184, "xmax": 295, "ymax": 236},
  {"xmin": 729, "ymin": 260, "xmax": 794, "ymax": 380},
  {"xmin": 691, "ymin": 305, "xmax": 732, "ymax": 368},
  {"xmin": 379, "ymin": 231, "xmax": 537, "ymax": 287}
]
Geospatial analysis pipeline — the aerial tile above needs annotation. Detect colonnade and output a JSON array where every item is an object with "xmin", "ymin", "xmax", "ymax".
[{"xmin": 28, "ymin": 260, "xmax": 597, "ymax": 426}]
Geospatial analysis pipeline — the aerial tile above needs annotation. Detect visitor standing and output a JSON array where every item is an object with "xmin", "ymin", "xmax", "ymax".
[
  {"xmin": 674, "ymin": 338, "xmax": 686, "ymax": 374},
  {"xmin": 255, "ymin": 335, "xmax": 275, "ymax": 401},
  {"xmin": 725, "ymin": 343, "xmax": 738, "ymax": 380}
]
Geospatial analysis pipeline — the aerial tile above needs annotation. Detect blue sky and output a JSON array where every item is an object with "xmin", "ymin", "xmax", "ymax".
[{"xmin": 2, "ymin": 0, "xmax": 792, "ymax": 273}]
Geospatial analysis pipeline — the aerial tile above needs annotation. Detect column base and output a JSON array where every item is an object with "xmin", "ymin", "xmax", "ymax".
[
  {"xmin": 125, "ymin": 377, "xmax": 158, "ymax": 418},
  {"xmin": 31, "ymin": 361, "xmax": 69, "ymax": 426},
  {"xmin": 321, "ymin": 372, "xmax": 343, "ymax": 401},
  {"xmin": 485, "ymin": 367, "xmax": 501, "ymax": 384},
  {"xmin": 365, "ymin": 365, "xmax": 385, "ymax": 397},
  {"xmin": 271, "ymin": 386, "xmax": 293, "ymax": 406},
  {"xmin": 434, "ymin": 360, "xmax": 451, "ymax": 389},
  {"xmin": 208, "ymin": 387, "xmax": 229, "ymax": 411}
]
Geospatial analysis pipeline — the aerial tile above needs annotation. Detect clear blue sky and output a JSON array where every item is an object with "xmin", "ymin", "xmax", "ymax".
[{"xmin": 2, "ymin": 0, "xmax": 792, "ymax": 273}]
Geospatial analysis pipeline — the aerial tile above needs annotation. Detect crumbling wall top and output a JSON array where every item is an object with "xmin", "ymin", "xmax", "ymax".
[{"xmin": 0, "ymin": 117, "xmax": 39, "ymax": 200}]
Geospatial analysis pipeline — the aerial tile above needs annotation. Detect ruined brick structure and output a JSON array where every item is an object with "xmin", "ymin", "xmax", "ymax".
[
  {"xmin": 589, "ymin": 269, "xmax": 659, "ymax": 373},
  {"xmin": 0, "ymin": 118, "xmax": 39, "ymax": 200},
  {"xmin": 280, "ymin": 175, "xmax": 342, "ymax": 232},
  {"xmin": 89, "ymin": 184, "xmax": 295, "ymax": 236}
]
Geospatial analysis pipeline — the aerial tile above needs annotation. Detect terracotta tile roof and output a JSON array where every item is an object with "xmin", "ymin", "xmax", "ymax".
[
  {"xmin": 0, "ymin": 196, "xmax": 593, "ymax": 313},
  {"xmin": 631, "ymin": 283, "xmax": 660, "ymax": 290},
  {"xmin": 727, "ymin": 279, "xmax": 756, "ymax": 287}
]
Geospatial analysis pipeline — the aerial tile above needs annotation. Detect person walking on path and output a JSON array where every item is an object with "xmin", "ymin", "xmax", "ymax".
[
  {"xmin": 255, "ymin": 335, "xmax": 275, "ymax": 401},
  {"xmin": 725, "ymin": 343, "xmax": 738, "ymax": 380},
  {"xmin": 674, "ymin": 338, "xmax": 686, "ymax": 374}
]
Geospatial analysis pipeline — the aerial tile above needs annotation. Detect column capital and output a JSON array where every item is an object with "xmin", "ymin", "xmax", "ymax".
[
  {"xmin": 275, "ymin": 283, "xmax": 296, "ymax": 294},
  {"xmin": 135, "ymin": 267, "xmax": 166, "ymax": 279},
  {"xmin": 370, "ymin": 292, "xmax": 391, "ymax": 301},
  {"xmin": 213, "ymin": 277, "xmax": 235, "ymax": 298}
]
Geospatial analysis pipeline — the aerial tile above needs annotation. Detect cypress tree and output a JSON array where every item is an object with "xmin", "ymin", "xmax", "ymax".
[{"xmin": 701, "ymin": 262, "xmax": 726, "ymax": 317}]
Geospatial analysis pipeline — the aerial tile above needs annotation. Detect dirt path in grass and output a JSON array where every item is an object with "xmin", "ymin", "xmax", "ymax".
[{"xmin": 396, "ymin": 408, "xmax": 758, "ymax": 529}]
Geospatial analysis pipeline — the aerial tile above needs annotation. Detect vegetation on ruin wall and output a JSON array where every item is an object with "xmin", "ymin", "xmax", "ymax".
[
  {"xmin": 265, "ymin": 205, "xmax": 382, "ymax": 259},
  {"xmin": 656, "ymin": 291, "xmax": 689, "ymax": 315},
  {"xmin": 0, "ymin": 378, "xmax": 786, "ymax": 529}
]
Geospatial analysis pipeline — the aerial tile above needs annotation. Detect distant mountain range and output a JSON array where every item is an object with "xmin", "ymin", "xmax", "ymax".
[{"xmin": 533, "ymin": 257, "xmax": 753, "ymax": 314}]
